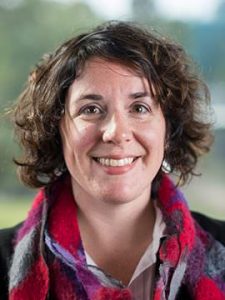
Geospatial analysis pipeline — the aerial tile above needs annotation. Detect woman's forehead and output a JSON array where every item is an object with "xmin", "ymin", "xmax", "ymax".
[
  {"xmin": 77, "ymin": 56, "xmax": 144, "ymax": 77},
  {"xmin": 69, "ymin": 58, "xmax": 152, "ymax": 94}
]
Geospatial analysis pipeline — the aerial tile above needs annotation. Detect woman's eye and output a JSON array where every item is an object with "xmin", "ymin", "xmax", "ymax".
[
  {"xmin": 131, "ymin": 104, "xmax": 150, "ymax": 114},
  {"xmin": 80, "ymin": 105, "xmax": 102, "ymax": 115}
]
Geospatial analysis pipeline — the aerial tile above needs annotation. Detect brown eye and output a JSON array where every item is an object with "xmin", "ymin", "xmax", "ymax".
[
  {"xmin": 132, "ymin": 104, "xmax": 150, "ymax": 114},
  {"xmin": 80, "ymin": 105, "xmax": 102, "ymax": 115}
]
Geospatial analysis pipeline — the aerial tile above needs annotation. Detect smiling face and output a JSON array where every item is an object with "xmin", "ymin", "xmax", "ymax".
[{"xmin": 60, "ymin": 58, "xmax": 166, "ymax": 205}]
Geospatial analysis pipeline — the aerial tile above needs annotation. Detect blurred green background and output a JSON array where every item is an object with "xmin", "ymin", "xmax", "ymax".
[{"xmin": 0, "ymin": 0, "xmax": 224, "ymax": 228}]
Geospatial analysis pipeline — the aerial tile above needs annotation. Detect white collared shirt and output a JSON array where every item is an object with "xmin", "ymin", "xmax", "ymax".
[{"xmin": 85, "ymin": 203, "xmax": 166, "ymax": 300}]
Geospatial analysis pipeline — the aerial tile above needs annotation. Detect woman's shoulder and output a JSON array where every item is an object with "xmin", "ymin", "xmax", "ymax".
[
  {"xmin": 0, "ymin": 223, "xmax": 23, "ymax": 266},
  {"xmin": 192, "ymin": 211, "xmax": 225, "ymax": 245},
  {"xmin": 0, "ymin": 223, "xmax": 22, "ymax": 255},
  {"xmin": 0, "ymin": 223, "xmax": 22, "ymax": 299}
]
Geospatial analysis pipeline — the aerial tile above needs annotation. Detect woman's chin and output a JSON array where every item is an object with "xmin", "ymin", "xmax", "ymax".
[{"xmin": 95, "ymin": 185, "xmax": 145, "ymax": 206}]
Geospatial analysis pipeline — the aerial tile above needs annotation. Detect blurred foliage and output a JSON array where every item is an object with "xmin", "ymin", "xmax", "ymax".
[
  {"xmin": 0, "ymin": 0, "xmax": 102, "ymax": 107},
  {"xmin": 0, "ymin": 199, "xmax": 31, "ymax": 228},
  {"xmin": 131, "ymin": 0, "xmax": 225, "ymax": 84},
  {"xmin": 0, "ymin": 0, "xmax": 224, "ymax": 221}
]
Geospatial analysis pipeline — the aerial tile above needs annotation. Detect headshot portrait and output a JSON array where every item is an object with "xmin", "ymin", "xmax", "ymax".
[{"xmin": 0, "ymin": 19, "xmax": 224, "ymax": 300}]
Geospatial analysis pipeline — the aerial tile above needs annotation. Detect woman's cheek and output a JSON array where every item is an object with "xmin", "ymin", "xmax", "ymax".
[{"xmin": 71, "ymin": 120, "xmax": 99, "ymax": 149}]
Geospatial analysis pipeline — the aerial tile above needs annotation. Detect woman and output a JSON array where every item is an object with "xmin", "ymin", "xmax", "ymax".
[{"xmin": 0, "ymin": 21, "xmax": 224, "ymax": 300}]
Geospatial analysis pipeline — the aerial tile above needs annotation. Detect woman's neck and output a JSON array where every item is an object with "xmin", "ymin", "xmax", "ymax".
[
  {"xmin": 72, "ymin": 180, "xmax": 155, "ymax": 242},
  {"xmin": 72, "ymin": 182, "xmax": 156, "ymax": 285}
]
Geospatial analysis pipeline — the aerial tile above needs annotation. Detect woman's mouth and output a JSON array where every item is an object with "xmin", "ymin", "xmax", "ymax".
[
  {"xmin": 93, "ymin": 157, "xmax": 139, "ymax": 167},
  {"xmin": 92, "ymin": 156, "xmax": 140, "ymax": 175},
  {"xmin": 95, "ymin": 157, "xmax": 134, "ymax": 167}
]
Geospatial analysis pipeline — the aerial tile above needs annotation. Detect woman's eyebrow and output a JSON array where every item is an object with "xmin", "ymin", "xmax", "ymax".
[
  {"xmin": 129, "ymin": 91, "xmax": 150, "ymax": 99},
  {"xmin": 75, "ymin": 92, "xmax": 151, "ymax": 102},
  {"xmin": 76, "ymin": 93, "xmax": 103, "ymax": 101}
]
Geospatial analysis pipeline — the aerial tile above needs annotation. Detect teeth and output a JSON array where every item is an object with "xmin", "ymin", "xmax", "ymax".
[{"xmin": 97, "ymin": 157, "xmax": 134, "ymax": 167}]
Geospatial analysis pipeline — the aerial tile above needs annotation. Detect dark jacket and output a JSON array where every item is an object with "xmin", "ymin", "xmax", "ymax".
[{"xmin": 0, "ymin": 213, "xmax": 225, "ymax": 299}]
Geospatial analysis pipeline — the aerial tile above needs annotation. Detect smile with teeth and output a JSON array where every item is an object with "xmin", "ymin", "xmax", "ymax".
[{"xmin": 95, "ymin": 157, "xmax": 136, "ymax": 167}]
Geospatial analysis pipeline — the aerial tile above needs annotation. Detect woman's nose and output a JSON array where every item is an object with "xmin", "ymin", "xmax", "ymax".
[{"xmin": 102, "ymin": 113, "xmax": 132, "ymax": 144}]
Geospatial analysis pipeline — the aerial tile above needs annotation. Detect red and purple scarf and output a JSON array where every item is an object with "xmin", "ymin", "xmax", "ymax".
[{"xmin": 8, "ymin": 175, "xmax": 225, "ymax": 299}]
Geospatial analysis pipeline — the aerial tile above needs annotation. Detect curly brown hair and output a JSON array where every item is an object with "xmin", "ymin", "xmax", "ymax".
[{"xmin": 13, "ymin": 21, "xmax": 213, "ymax": 188}]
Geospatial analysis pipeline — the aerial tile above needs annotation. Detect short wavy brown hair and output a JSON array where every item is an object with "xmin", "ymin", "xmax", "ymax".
[{"xmin": 13, "ymin": 21, "xmax": 213, "ymax": 188}]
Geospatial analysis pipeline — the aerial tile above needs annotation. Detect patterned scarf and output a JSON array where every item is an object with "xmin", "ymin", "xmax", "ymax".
[{"xmin": 8, "ymin": 175, "xmax": 225, "ymax": 300}]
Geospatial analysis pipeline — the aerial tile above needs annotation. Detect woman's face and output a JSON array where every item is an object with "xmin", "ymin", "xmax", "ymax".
[{"xmin": 60, "ymin": 58, "xmax": 166, "ymax": 205}]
